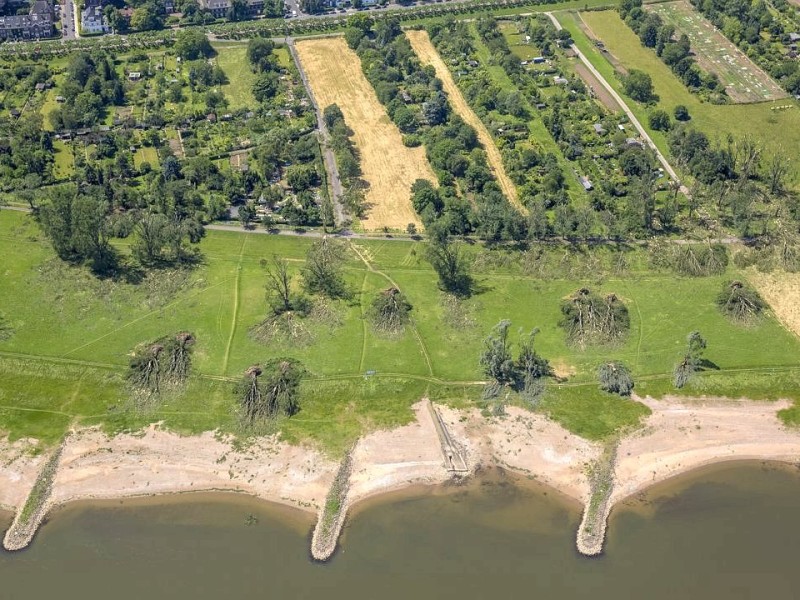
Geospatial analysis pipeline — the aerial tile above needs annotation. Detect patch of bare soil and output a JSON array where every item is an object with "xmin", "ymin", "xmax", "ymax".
[
  {"xmin": 574, "ymin": 62, "xmax": 621, "ymax": 112},
  {"xmin": 747, "ymin": 270, "xmax": 800, "ymax": 337}
]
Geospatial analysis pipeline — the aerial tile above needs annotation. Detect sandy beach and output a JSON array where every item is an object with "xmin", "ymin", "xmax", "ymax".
[{"xmin": 2, "ymin": 396, "xmax": 800, "ymax": 552}]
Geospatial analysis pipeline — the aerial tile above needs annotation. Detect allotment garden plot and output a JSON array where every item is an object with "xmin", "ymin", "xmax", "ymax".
[
  {"xmin": 296, "ymin": 37, "xmax": 436, "ymax": 231},
  {"xmin": 405, "ymin": 29, "xmax": 522, "ymax": 211},
  {"xmin": 647, "ymin": 1, "xmax": 787, "ymax": 103}
]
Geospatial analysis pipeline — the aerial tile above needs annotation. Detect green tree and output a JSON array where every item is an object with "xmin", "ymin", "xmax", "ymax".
[
  {"xmin": 238, "ymin": 202, "xmax": 256, "ymax": 228},
  {"xmin": 426, "ymin": 236, "xmax": 473, "ymax": 297},
  {"xmin": 174, "ymin": 29, "xmax": 214, "ymax": 60},
  {"xmin": 623, "ymin": 70, "xmax": 655, "ymax": 103},
  {"xmin": 674, "ymin": 104, "xmax": 690, "ymax": 121},
  {"xmin": 37, "ymin": 187, "xmax": 113, "ymax": 273},
  {"xmin": 516, "ymin": 328, "xmax": 549, "ymax": 403},
  {"xmin": 649, "ymin": 109, "xmax": 671, "ymax": 131},
  {"xmin": 246, "ymin": 38, "xmax": 276, "ymax": 72},
  {"xmin": 129, "ymin": 3, "xmax": 163, "ymax": 31},
  {"xmin": 132, "ymin": 212, "xmax": 170, "ymax": 265},
  {"xmin": 480, "ymin": 320, "xmax": 516, "ymax": 396},
  {"xmin": 302, "ymin": 237, "xmax": 350, "ymax": 299}
]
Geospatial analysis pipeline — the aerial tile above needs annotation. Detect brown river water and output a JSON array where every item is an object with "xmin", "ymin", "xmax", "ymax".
[{"xmin": 1, "ymin": 462, "xmax": 799, "ymax": 599}]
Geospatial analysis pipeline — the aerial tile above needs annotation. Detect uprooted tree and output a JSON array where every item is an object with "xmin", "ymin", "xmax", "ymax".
[
  {"xmin": 673, "ymin": 331, "xmax": 707, "ymax": 389},
  {"xmin": 559, "ymin": 288, "xmax": 630, "ymax": 348},
  {"xmin": 716, "ymin": 280, "xmax": 766, "ymax": 324},
  {"xmin": 252, "ymin": 256, "xmax": 313, "ymax": 344},
  {"xmin": 598, "ymin": 361, "xmax": 634, "ymax": 396},
  {"xmin": 651, "ymin": 242, "xmax": 729, "ymax": 277},
  {"xmin": 367, "ymin": 287, "xmax": 412, "ymax": 335},
  {"xmin": 480, "ymin": 320, "xmax": 550, "ymax": 405},
  {"xmin": 128, "ymin": 332, "xmax": 195, "ymax": 403},
  {"xmin": 238, "ymin": 359, "xmax": 305, "ymax": 426}
]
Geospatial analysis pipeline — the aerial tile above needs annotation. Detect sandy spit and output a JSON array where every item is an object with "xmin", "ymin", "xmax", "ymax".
[{"xmin": 612, "ymin": 394, "xmax": 800, "ymax": 505}]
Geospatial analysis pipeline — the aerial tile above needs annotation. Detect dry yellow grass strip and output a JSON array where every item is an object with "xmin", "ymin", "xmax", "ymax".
[
  {"xmin": 295, "ymin": 37, "xmax": 435, "ymax": 231},
  {"xmin": 405, "ymin": 29, "xmax": 523, "ymax": 213},
  {"xmin": 748, "ymin": 271, "xmax": 800, "ymax": 338}
]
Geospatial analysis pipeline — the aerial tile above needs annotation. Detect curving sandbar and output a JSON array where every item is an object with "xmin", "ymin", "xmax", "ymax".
[{"xmin": 2, "ymin": 397, "xmax": 800, "ymax": 555}]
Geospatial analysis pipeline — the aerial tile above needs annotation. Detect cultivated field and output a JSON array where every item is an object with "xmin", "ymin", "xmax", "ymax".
[
  {"xmin": 647, "ymin": 1, "xmax": 787, "ymax": 103},
  {"xmin": 295, "ymin": 37, "xmax": 434, "ymax": 231},
  {"xmin": 573, "ymin": 62, "xmax": 621, "ymax": 111},
  {"xmin": 570, "ymin": 11, "xmax": 800, "ymax": 157},
  {"xmin": 405, "ymin": 29, "xmax": 523, "ymax": 211}
]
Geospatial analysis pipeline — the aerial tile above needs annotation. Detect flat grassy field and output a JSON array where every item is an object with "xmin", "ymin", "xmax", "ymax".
[
  {"xmin": 52, "ymin": 140, "xmax": 74, "ymax": 180},
  {"xmin": 646, "ymin": 1, "xmax": 786, "ymax": 103},
  {"xmin": 133, "ymin": 146, "xmax": 159, "ymax": 170},
  {"xmin": 2, "ymin": 210, "xmax": 800, "ymax": 451},
  {"xmin": 563, "ymin": 10, "xmax": 800, "ymax": 159},
  {"xmin": 212, "ymin": 43, "xmax": 257, "ymax": 111},
  {"xmin": 406, "ymin": 29, "xmax": 523, "ymax": 211},
  {"xmin": 295, "ymin": 37, "xmax": 433, "ymax": 231}
]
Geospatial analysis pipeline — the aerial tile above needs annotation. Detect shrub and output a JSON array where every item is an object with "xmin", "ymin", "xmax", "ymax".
[{"xmin": 598, "ymin": 361, "xmax": 634, "ymax": 396}]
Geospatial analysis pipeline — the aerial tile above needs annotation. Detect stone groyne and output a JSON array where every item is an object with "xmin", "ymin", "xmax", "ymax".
[
  {"xmin": 575, "ymin": 441, "xmax": 618, "ymax": 556},
  {"xmin": 3, "ymin": 436, "xmax": 67, "ymax": 551},
  {"xmin": 310, "ymin": 449, "xmax": 353, "ymax": 561}
]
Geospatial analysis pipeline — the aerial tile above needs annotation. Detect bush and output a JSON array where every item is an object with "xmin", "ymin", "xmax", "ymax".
[
  {"xmin": 674, "ymin": 104, "xmax": 690, "ymax": 121},
  {"xmin": 649, "ymin": 109, "xmax": 671, "ymax": 131},
  {"xmin": 598, "ymin": 361, "xmax": 634, "ymax": 396}
]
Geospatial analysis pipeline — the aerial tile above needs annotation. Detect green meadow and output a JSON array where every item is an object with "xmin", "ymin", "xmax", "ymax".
[{"xmin": 2, "ymin": 209, "xmax": 800, "ymax": 452}]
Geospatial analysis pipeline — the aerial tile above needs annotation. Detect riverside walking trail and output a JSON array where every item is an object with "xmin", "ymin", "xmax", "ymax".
[{"xmin": 2, "ymin": 396, "xmax": 799, "ymax": 557}]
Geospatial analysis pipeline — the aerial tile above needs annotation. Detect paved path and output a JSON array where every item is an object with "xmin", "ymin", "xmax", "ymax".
[
  {"xmin": 545, "ymin": 12, "xmax": 689, "ymax": 196},
  {"xmin": 286, "ymin": 37, "xmax": 346, "ymax": 227},
  {"xmin": 2, "ymin": 206, "xmax": 742, "ymax": 245}
]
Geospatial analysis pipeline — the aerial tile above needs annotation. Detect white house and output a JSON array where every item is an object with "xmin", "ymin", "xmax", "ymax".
[{"xmin": 81, "ymin": 0, "xmax": 109, "ymax": 34}]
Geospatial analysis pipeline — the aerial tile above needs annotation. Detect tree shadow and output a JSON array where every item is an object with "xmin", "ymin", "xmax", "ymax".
[{"xmin": 698, "ymin": 358, "xmax": 720, "ymax": 371}]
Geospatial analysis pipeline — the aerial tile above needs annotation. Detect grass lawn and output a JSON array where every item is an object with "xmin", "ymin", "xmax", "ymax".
[
  {"xmin": 274, "ymin": 45, "xmax": 293, "ymax": 70},
  {"xmin": 52, "ymin": 140, "xmax": 74, "ymax": 180},
  {"xmin": 213, "ymin": 42, "xmax": 257, "ymax": 111},
  {"xmin": 133, "ymin": 146, "xmax": 159, "ymax": 170},
  {"xmin": 646, "ymin": 1, "xmax": 786, "ymax": 103},
  {"xmin": 561, "ymin": 10, "xmax": 800, "ymax": 161},
  {"xmin": 2, "ymin": 210, "xmax": 800, "ymax": 451},
  {"xmin": 39, "ymin": 77, "xmax": 65, "ymax": 132}
]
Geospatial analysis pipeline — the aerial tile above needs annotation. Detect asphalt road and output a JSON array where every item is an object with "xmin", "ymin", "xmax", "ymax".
[{"xmin": 60, "ymin": 0, "xmax": 78, "ymax": 40}]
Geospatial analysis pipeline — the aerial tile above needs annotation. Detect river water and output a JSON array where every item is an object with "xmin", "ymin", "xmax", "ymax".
[{"xmin": 1, "ymin": 462, "xmax": 799, "ymax": 599}]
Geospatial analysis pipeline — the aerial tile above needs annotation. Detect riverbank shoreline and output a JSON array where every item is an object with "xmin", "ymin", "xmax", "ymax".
[{"xmin": 1, "ymin": 396, "xmax": 799, "ymax": 554}]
